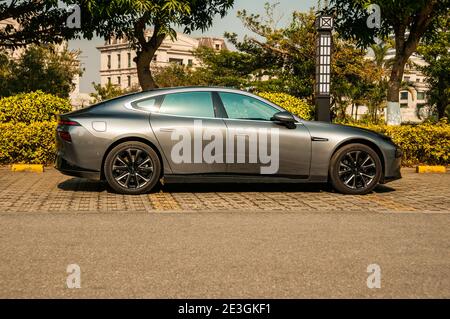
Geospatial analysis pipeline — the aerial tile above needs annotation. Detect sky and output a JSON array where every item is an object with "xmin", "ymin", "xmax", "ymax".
[{"xmin": 69, "ymin": 0, "xmax": 317, "ymax": 93}]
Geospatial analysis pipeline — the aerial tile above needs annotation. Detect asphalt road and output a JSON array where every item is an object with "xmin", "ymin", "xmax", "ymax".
[{"xmin": 0, "ymin": 210, "xmax": 449, "ymax": 298}]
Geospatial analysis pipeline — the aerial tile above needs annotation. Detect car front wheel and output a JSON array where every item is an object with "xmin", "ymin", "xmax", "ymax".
[
  {"xmin": 104, "ymin": 141, "xmax": 161, "ymax": 195},
  {"xmin": 329, "ymin": 143, "xmax": 382, "ymax": 195}
]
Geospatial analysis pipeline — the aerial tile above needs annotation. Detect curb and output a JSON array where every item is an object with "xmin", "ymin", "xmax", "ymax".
[
  {"xmin": 11, "ymin": 164, "xmax": 44, "ymax": 173},
  {"xmin": 416, "ymin": 166, "xmax": 446, "ymax": 173}
]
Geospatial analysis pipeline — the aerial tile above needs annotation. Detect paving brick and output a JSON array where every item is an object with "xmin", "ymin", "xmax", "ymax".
[{"xmin": 0, "ymin": 167, "xmax": 448, "ymax": 213}]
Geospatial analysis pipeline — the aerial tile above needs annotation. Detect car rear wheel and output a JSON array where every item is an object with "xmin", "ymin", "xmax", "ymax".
[
  {"xmin": 329, "ymin": 143, "xmax": 382, "ymax": 195},
  {"xmin": 104, "ymin": 141, "xmax": 161, "ymax": 195}
]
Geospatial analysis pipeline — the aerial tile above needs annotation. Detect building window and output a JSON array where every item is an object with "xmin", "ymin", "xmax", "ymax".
[
  {"xmin": 215, "ymin": 44, "xmax": 220, "ymax": 50},
  {"xmin": 107, "ymin": 77, "xmax": 111, "ymax": 85},
  {"xmin": 107, "ymin": 55, "xmax": 111, "ymax": 70},
  {"xmin": 404, "ymin": 76, "xmax": 410, "ymax": 82},
  {"xmin": 400, "ymin": 91, "xmax": 408, "ymax": 100},
  {"xmin": 127, "ymin": 76, "xmax": 131, "ymax": 88},
  {"xmin": 152, "ymin": 55, "xmax": 157, "ymax": 62},
  {"xmin": 117, "ymin": 54, "xmax": 121, "ymax": 69},
  {"xmin": 117, "ymin": 76, "xmax": 121, "ymax": 86},
  {"xmin": 400, "ymin": 103, "xmax": 408, "ymax": 108},
  {"xmin": 187, "ymin": 59, "xmax": 193, "ymax": 67},
  {"xmin": 128, "ymin": 53, "xmax": 132, "ymax": 68},
  {"xmin": 417, "ymin": 92, "xmax": 425, "ymax": 100},
  {"xmin": 169, "ymin": 58, "xmax": 183, "ymax": 65}
]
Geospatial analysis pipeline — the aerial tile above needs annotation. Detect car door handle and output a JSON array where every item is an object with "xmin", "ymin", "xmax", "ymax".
[
  {"xmin": 159, "ymin": 128, "xmax": 176, "ymax": 132},
  {"xmin": 311, "ymin": 136, "xmax": 329, "ymax": 142}
]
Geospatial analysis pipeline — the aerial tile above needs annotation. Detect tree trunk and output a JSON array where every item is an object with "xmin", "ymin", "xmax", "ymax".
[
  {"xmin": 385, "ymin": 1, "xmax": 437, "ymax": 125},
  {"xmin": 135, "ymin": 49, "xmax": 157, "ymax": 91},
  {"xmin": 133, "ymin": 18, "xmax": 166, "ymax": 91},
  {"xmin": 386, "ymin": 54, "xmax": 406, "ymax": 125}
]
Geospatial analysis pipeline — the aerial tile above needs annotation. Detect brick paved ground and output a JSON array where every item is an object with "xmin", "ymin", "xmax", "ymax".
[{"xmin": 0, "ymin": 167, "xmax": 448, "ymax": 213}]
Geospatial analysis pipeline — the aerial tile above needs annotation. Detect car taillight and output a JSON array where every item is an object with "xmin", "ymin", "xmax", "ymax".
[
  {"xmin": 58, "ymin": 131, "xmax": 72, "ymax": 142},
  {"xmin": 58, "ymin": 120, "xmax": 80, "ymax": 126},
  {"xmin": 57, "ymin": 119, "xmax": 80, "ymax": 142}
]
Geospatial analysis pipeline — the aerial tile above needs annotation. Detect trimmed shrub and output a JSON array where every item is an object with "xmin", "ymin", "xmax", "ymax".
[
  {"xmin": 350, "ymin": 121, "xmax": 450, "ymax": 166},
  {"xmin": 0, "ymin": 121, "xmax": 57, "ymax": 164},
  {"xmin": 0, "ymin": 91, "xmax": 71, "ymax": 124},
  {"xmin": 257, "ymin": 92, "xmax": 314, "ymax": 120}
]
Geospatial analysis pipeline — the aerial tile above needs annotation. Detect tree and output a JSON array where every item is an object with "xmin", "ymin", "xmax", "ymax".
[
  {"xmin": 90, "ymin": 82, "xmax": 140, "ymax": 103},
  {"xmin": 331, "ymin": 39, "xmax": 381, "ymax": 121},
  {"xmin": 417, "ymin": 14, "xmax": 450, "ymax": 119},
  {"xmin": 75, "ymin": 0, "xmax": 234, "ymax": 90},
  {"xmin": 0, "ymin": 49, "xmax": 12, "ymax": 95},
  {"xmin": 153, "ymin": 63, "xmax": 206, "ymax": 88},
  {"xmin": 325, "ymin": 0, "xmax": 450, "ymax": 124},
  {"xmin": 0, "ymin": 44, "xmax": 82, "ymax": 98},
  {"xmin": 0, "ymin": 1, "xmax": 77, "ymax": 49},
  {"xmin": 222, "ymin": 3, "xmax": 381, "ymax": 117},
  {"xmin": 193, "ymin": 46, "xmax": 258, "ymax": 88},
  {"xmin": 225, "ymin": 6, "xmax": 317, "ymax": 98}
]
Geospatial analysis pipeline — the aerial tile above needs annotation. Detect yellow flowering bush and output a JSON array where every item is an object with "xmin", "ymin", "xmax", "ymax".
[
  {"xmin": 0, "ymin": 121, "xmax": 57, "ymax": 164},
  {"xmin": 0, "ymin": 90, "xmax": 71, "ymax": 124},
  {"xmin": 0, "ymin": 91, "xmax": 448, "ymax": 166},
  {"xmin": 0, "ymin": 91, "xmax": 70, "ymax": 164},
  {"xmin": 257, "ymin": 92, "xmax": 314, "ymax": 120},
  {"xmin": 349, "ymin": 120, "xmax": 450, "ymax": 166}
]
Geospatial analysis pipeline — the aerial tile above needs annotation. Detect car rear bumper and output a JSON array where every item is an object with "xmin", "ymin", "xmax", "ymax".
[{"xmin": 55, "ymin": 154, "xmax": 101, "ymax": 180}]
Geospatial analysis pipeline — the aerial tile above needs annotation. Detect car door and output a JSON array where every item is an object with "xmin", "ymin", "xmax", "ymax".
[
  {"xmin": 148, "ymin": 91, "xmax": 227, "ymax": 174},
  {"xmin": 217, "ymin": 91, "xmax": 311, "ymax": 177}
]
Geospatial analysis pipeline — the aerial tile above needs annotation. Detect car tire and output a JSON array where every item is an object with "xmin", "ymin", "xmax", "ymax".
[
  {"xmin": 104, "ymin": 141, "xmax": 161, "ymax": 195},
  {"xmin": 329, "ymin": 143, "xmax": 382, "ymax": 195}
]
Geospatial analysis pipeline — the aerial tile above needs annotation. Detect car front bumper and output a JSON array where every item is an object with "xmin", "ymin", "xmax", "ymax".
[{"xmin": 381, "ymin": 146, "xmax": 402, "ymax": 184}]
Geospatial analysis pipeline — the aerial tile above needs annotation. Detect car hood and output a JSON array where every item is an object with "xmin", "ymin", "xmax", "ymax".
[{"xmin": 301, "ymin": 121, "xmax": 394, "ymax": 143}]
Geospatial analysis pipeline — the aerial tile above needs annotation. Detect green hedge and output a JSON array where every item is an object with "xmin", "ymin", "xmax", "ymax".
[
  {"xmin": 0, "ymin": 90, "xmax": 71, "ymax": 124},
  {"xmin": 351, "ymin": 121, "xmax": 450, "ymax": 166},
  {"xmin": 0, "ymin": 121, "xmax": 57, "ymax": 164},
  {"xmin": 0, "ymin": 91, "xmax": 448, "ymax": 166}
]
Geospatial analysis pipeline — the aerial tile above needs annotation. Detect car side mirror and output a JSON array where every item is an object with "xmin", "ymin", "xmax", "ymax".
[{"xmin": 271, "ymin": 111, "xmax": 296, "ymax": 128}]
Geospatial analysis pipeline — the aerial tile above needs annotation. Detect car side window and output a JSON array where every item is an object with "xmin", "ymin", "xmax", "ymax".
[
  {"xmin": 159, "ymin": 92, "xmax": 215, "ymax": 118},
  {"xmin": 134, "ymin": 97, "xmax": 159, "ymax": 112},
  {"xmin": 218, "ymin": 92, "xmax": 279, "ymax": 121}
]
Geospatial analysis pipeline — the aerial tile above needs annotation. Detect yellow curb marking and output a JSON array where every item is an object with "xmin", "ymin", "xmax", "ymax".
[
  {"xmin": 416, "ymin": 166, "xmax": 446, "ymax": 173},
  {"xmin": 11, "ymin": 164, "xmax": 44, "ymax": 173}
]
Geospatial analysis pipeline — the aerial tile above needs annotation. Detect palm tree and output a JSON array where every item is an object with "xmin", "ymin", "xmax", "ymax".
[{"xmin": 370, "ymin": 39, "xmax": 395, "ymax": 72}]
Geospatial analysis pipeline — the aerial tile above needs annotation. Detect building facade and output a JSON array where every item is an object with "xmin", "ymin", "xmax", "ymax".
[
  {"xmin": 347, "ymin": 46, "xmax": 431, "ymax": 123},
  {"xmin": 97, "ymin": 32, "xmax": 227, "ymax": 90},
  {"xmin": 391, "ymin": 53, "xmax": 431, "ymax": 122}
]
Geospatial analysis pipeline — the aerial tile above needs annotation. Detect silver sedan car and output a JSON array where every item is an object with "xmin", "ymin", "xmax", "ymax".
[{"xmin": 55, "ymin": 87, "xmax": 402, "ymax": 195}]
